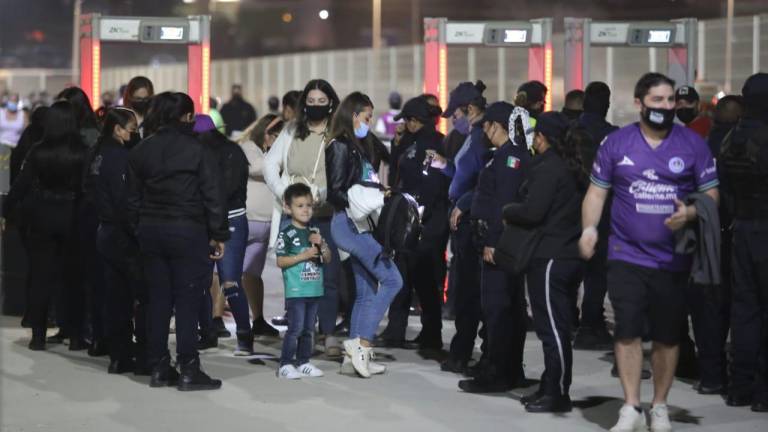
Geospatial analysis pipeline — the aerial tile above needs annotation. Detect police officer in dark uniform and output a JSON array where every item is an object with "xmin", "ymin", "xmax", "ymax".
[
  {"xmin": 504, "ymin": 112, "xmax": 586, "ymax": 412},
  {"xmin": 573, "ymin": 82, "xmax": 619, "ymax": 350},
  {"xmin": 434, "ymin": 82, "xmax": 491, "ymax": 373},
  {"xmin": 718, "ymin": 72, "xmax": 768, "ymax": 412},
  {"xmin": 92, "ymin": 107, "xmax": 148, "ymax": 374},
  {"xmin": 379, "ymin": 96, "xmax": 448, "ymax": 350},
  {"xmin": 458, "ymin": 102, "xmax": 531, "ymax": 393}
]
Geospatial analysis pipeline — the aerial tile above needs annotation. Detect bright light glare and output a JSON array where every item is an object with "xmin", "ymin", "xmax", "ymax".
[{"xmin": 319, "ymin": 10, "xmax": 329, "ymax": 20}]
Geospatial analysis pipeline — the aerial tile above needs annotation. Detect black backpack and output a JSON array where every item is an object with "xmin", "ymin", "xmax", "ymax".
[{"xmin": 373, "ymin": 192, "xmax": 421, "ymax": 259}]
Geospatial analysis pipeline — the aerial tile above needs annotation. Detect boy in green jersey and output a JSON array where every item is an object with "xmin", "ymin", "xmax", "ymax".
[{"xmin": 275, "ymin": 183, "xmax": 332, "ymax": 379}]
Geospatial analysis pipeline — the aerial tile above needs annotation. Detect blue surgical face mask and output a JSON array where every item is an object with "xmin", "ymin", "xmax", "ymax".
[
  {"xmin": 354, "ymin": 121, "xmax": 369, "ymax": 139},
  {"xmin": 5, "ymin": 102, "xmax": 18, "ymax": 112},
  {"xmin": 452, "ymin": 115, "xmax": 470, "ymax": 135}
]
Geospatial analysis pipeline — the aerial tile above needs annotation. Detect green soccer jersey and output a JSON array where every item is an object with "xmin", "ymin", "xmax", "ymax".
[{"xmin": 276, "ymin": 224, "xmax": 324, "ymax": 299}]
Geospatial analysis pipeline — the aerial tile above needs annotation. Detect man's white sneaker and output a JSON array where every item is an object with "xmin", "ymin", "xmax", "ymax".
[
  {"xmin": 610, "ymin": 404, "xmax": 648, "ymax": 432},
  {"xmin": 277, "ymin": 364, "xmax": 302, "ymax": 380},
  {"xmin": 649, "ymin": 404, "xmax": 672, "ymax": 432},
  {"xmin": 343, "ymin": 338, "xmax": 371, "ymax": 378},
  {"xmin": 297, "ymin": 362, "xmax": 324, "ymax": 377}
]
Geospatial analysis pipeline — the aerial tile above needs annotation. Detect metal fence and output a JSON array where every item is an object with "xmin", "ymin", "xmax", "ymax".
[{"xmin": 1, "ymin": 14, "xmax": 766, "ymax": 127}]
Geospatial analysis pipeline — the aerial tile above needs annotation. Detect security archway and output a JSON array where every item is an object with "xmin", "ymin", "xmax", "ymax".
[
  {"xmin": 423, "ymin": 18, "xmax": 553, "ymax": 133},
  {"xmin": 79, "ymin": 14, "xmax": 211, "ymax": 113}
]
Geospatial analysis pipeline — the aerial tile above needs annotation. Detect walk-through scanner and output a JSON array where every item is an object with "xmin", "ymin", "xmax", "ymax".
[
  {"xmin": 424, "ymin": 18, "xmax": 553, "ymax": 133},
  {"xmin": 564, "ymin": 18, "xmax": 697, "ymax": 92},
  {"xmin": 78, "ymin": 14, "xmax": 211, "ymax": 113}
]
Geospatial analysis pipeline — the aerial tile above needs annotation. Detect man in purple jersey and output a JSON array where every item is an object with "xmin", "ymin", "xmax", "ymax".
[{"xmin": 579, "ymin": 73, "xmax": 719, "ymax": 432}]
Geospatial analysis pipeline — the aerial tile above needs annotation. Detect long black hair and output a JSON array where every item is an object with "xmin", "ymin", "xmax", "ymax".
[
  {"xmin": 545, "ymin": 128, "xmax": 589, "ymax": 189},
  {"xmin": 56, "ymin": 86, "xmax": 98, "ymax": 130},
  {"xmin": 329, "ymin": 91, "xmax": 375, "ymax": 160},
  {"xmin": 294, "ymin": 79, "xmax": 340, "ymax": 140},
  {"xmin": 142, "ymin": 92, "xmax": 194, "ymax": 136},
  {"xmin": 29, "ymin": 100, "xmax": 86, "ymax": 190}
]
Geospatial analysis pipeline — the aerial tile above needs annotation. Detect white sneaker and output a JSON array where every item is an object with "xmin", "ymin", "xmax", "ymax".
[
  {"xmin": 649, "ymin": 404, "xmax": 672, "ymax": 432},
  {"xmin": 341, "ymin": 354, "xmax": 385, "ymax": 375},
  {"xmin": 343, "ymin": 338, "xmax": 371, "ymax": 378},
  {"xmin": 610, "ymin": 404, "xmax": 648, "ymax": 432},
  {"xmin": 277, "ymin": 364, "xmax": 302, "ymax": 380},
  {"xmin": 368, "ymin": 350, "xmax": 386, "ymax": 375},
  {"xmin": 297, "ymin": 362, "xmax": 324, "ymax": 377}
]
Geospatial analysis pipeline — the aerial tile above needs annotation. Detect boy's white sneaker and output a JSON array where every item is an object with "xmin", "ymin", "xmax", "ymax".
[
  {"xmin": 343, "ymin": 338, "xmax": 371, "ymax": 378},
  {"xmin": 277, "ymin": 364, "xmax": 302, "ymax": 380},
  {"xmin": 610, "ymin": 404, "xmax": 648, "ymax": 432},
  {"xmin": 298, "ymin": 362, "xmax": 324, "ymax": 377},
  {"xmin": 649, "ymin": 404, "xmax": 672, "ymax": 432}
]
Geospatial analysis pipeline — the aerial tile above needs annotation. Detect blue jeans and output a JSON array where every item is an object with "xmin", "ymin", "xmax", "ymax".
[
  {"xmin": 330, "ymin": 211, "xmax": 403, "ymax": 341},
  {"xmin": 280, "ymin": 215, "xmax": 340, "ymax": 334},
  {"xmin": 280, "ymin": 297, "xmax": 320, "ymax": 366},
  {"xmin": 199, "ymin": 214, "xmax": 250, "ymax": 333}
]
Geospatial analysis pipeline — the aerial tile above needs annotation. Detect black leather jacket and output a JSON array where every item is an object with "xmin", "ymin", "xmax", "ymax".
[
  {"xmin": 125, "ymin": 124, "xmax": 229, "ymax": 242},
  {"xmin": 325, "ymin": 137, "xmax": 370, "ymax": 212}
]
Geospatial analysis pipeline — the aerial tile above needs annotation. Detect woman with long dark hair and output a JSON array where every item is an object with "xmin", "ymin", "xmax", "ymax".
[
  {"xmin": 126, "ymin": 92, "xmax": 228, "ymax": 391},
  {"xmin": 122, "ymin": 76, "xmax": 155, "ymax": 130},
  {"xmin": 326, "ymin": 91, "xmax": 402, "ymax": 377},
  {"xmin": 92, "ymin": 107, "xmax": 148, "ymax": 374},
  {"xmin": 57, "ymin": 85, "xmax": 107, "ymax": 355},
  {"xmin": 502, "ymin": 111, "xmax": 587, "ymax": 413},
  {"xmin": 264, "ymin": 79, "xmax": 344, "ymax": 357},
  {"xmin": 3, "ymin": 101, "xmax": 88, "ymax": 350},
  {"xmin": 238, "ymin": 114, "xmax": 283, "ymax": 337}
]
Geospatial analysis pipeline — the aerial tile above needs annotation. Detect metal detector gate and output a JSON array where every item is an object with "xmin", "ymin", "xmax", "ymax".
[
  {"xmin": 564, "ymin": 17, "xmax": 697, "ymax": 92},
  {"xmin": 79, "ymin": 14, "xmax": 211, "ymax": 113},
  {"xmin": 424, "ymin": 18, "xmax": 553, "ymax": 133}
]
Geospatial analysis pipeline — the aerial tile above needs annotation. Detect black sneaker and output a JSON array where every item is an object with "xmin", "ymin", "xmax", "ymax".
[
  {"xmin": 28, "ymin": 328, "xmax": 46, "ymax": 351},
  {"xmin": 149, "ymin": 356, "xmax": 180, "ymax": 387},
  {"xmin": 88, "ymin": 339, "xmax": 110, "ymax": 357},
  {"xmin": 458, "ymin": 376, "xmax": 515, "ymax": 393},
  {"xmin": 271, "ymin": 315, "xmax": 289, "ymax": 326},
  {"xmin": 252, "ymin": 317, "xmax": 279, "ymax": 337},
  {"xmin": 524, "ymin": 394, "xmax": 572, "ymax": 413},
  {"xmin": 212, "ymin": 317, "xmax": 231, "ymax": 338},
  {"xmin": 108, "ymin": 358, "xmax": 135, "ymax": 374},
  {"xmin": 234, "ymin": 330, "xmax": 254, "ymax": 356},
  {"xmin": 573, "ymin": 325, "xmax": 613, "ymax": 351}
]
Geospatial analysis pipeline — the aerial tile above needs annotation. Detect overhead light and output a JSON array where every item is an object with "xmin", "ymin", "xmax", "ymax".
[
  {"xmin": 319, "ymin": 10, "xmax": 329, "ymax": 20},
  {"xmin": 282, "ymin": 12, "xmax": 293, "ymax": 23}
]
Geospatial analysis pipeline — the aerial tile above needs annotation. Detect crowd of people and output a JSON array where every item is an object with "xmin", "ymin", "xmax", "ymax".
[{"xmin": 1, "ymin": 69, "xmax": 767, "ymax": 431}]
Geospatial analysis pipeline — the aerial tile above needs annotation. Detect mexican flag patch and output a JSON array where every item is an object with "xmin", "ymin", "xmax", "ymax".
[{"xmin": 506, "ymin": 156, "xmax": 521, "ymax": 169}]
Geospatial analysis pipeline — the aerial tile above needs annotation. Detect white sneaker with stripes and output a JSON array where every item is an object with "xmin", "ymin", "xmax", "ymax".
[
  {"xmin": 297, "ymin": 362, "xmax": 324, "ymax": 378},
  {"xmin": 277, "ymin": 364, "xmax": 302, "ymax": 380}
]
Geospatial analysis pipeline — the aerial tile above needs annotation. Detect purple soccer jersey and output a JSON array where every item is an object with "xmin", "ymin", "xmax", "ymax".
[{"xmin": 591, "ymin": 123, "xmax": 718, "ymax": 271}]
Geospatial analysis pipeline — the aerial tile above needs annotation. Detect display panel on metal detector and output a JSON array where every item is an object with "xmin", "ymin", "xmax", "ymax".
[{"xmin": 484, "ymin": 23, "xmax": 533, "ymax": 46}]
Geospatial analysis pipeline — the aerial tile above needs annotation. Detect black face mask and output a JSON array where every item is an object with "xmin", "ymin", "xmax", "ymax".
[
  {"xmin": 131, "ymin": 99, "xmax": 150, "ymax": 115},
  {"xmin": 642, "ymin": 105, "xmax": 675, "ymax": 131},
  {"xmin": 676, "ymin": 107, "xmax": 697, "ymax": 124},
  {"xmin": 305, "ymin": 105, "xmax": 331, "ymax": 122},
  {"xmin": 125, "ymin": 131, "xmax": 141, "ymax": 149}
]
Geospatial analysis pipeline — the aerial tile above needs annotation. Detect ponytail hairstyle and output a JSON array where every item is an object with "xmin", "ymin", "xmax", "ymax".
[
  {"xmin": 550, "ymin": 127, "xmax": 589, "ymax": 190},
  {"xmin": 329, "ymin": 91, "xmax": 375, "ymax": 159},
  {"xmin": 96, "ymin": 107, "xmax": 137, "ymax": 149}
]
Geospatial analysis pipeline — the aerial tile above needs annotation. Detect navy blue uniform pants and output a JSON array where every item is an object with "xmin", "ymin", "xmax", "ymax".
[
  {"xmin": 527, "ymin": 258, "xmax": 584, "ymax": 396},
  {"xmin": 139, "ymin": 223, "xmax": 211, "ymax": 365}
]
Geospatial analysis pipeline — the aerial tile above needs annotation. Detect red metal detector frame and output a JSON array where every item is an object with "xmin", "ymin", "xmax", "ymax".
[
  {"xmin": 79, "ymin": 14, "xmax": 211, "ymax": 114},
  {"xmin": 424, "ymin": 18, "xmax": 553, "ymax": 134}
]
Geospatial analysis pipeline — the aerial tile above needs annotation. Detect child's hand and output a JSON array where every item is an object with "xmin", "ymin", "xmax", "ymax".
[
  {"xmin": 300, "ymin": 246, "xmax": 320, "ymax": 261},
  {"xmin": 308, "ymin": 232, "xmax": 322, "ymax": 246}
]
